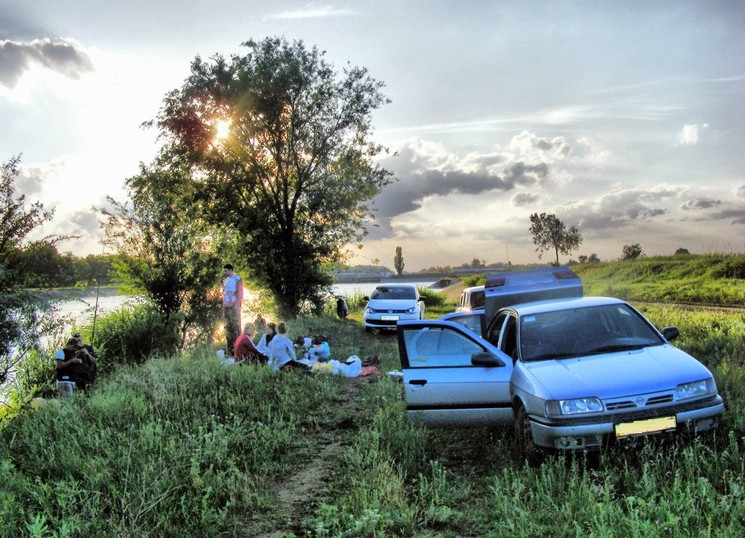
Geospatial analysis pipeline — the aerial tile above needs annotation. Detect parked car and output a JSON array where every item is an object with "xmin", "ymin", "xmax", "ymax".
[
  {"xmin": 440, "ymin": 308, "xmax": 485, "ymax": 336},
  {"xmin": 363, "ymin": 284, "xmax": 425, "ymax": 332},
  {"xmin": 456, "ymin": 285, "xmax": 485, "ymax": 312},
  {"xmin": 397, "ymin": 267, "xmax": 723, "ymax": 462}
]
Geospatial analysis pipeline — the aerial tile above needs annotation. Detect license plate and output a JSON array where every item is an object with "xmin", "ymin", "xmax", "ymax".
[
  {"xmin": 615, "ymin": 416, "xmax": 676, "ymax": 438},
  {"xmin": 381, "ymin": 315, "xmax": 399, "ymax": 321}
]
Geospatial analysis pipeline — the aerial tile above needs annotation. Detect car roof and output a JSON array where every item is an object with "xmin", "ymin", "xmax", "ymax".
[
  {"xmin": 441, "ymin": 308, "xmax": 485, "ymax": 320},
  {"xmin": 462, "ymin": 285, "xmax": 484, "ymax": 293},
  {"xmin": 374, "ymin": 283, "xmax": 417, "ymax": 289},
  {"xmin": 507, "ymin": 296, "xmax": 625, "ymax": 316}
]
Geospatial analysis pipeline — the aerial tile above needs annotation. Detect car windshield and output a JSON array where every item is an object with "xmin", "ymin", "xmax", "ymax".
[
  {"xmin": 371, "ymin": 286, "xmax": 416, "ymax": 300},
  {"xmin": 519, "ymin": 303, "xmax": 665, "ymax": 362}
]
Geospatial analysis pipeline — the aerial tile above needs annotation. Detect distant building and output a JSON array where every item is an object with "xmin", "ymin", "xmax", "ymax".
[{"xmin": 332, "ymin": 267, "xmax": 393, "ymax": 282}]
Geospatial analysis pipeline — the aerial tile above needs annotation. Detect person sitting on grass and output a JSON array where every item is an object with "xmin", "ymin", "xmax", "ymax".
[
  {"xmin": 56, "ymin": 337, "xmax": 97, "ymax": 390},
  {"xmin": 267, "ymin": 321, "xmax": 310, "ymax": 371},
  {"xmin": 234, "ymin": 322, "xmax": 268, "ymax": 365},
  {"xmin": 306, "ymin": 335, "xmax": 331, "ymax": 363},
  {"xmin": 257, "ymin": 321, "xmax": 276, "ymax": 356}
]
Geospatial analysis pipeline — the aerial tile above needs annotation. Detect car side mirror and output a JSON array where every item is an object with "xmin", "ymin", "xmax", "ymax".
[
  {"xmin": 471, "ymin": 352, "xmax": 505, "ymax": 367},
  {"xmin": 662, "ymin": 326, "xmax": 679, "ymax": 342}
]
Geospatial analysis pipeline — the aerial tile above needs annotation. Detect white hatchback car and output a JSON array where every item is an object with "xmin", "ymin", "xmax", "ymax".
[{"xmin": 363, "ymin": 284, "xmax": 425, "ymax": 332}]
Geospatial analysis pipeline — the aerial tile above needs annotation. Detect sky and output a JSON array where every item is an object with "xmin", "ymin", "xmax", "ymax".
[{"xmin": 2, "ymin": 1, "xmax": 744, "ymax": 271}]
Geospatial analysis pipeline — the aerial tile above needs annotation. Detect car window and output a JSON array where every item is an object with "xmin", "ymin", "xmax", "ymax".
[
  {"xmin": 519, "ymin": 303, "xmax": 664, "ymax": 361},
  {"xmin": 486, "ymin": 312, "xmax": 509, "ymax": 347},
  {"xmin": 471, "ymin": 290, "xmax": 485, "ymax": 308},
  {"xmin": 448, "ymin": 313, "xmax": 483, "ymax": 335},
  {"xmin": 371, "ymin": 286, "xmax": 416, "ymax": 300},
  {"xmin": 403, "ymin": 327, "xmax": 484, "ymax": 368}
]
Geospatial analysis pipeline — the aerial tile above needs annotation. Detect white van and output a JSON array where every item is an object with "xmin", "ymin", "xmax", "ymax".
[{"xmin": 456, "ymin": 286, "xmax": 485, "ymax": 312}]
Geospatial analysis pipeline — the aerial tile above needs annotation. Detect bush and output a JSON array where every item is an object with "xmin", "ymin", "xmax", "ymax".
[{"xmin": 94, "ymin": 304, "xmax": 181, "ymax": 373}]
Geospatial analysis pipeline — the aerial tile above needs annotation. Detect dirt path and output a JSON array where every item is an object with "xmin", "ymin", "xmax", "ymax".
[{"xmin": 246, "ymin": 379, "xmax": 370, "ymax": 537}]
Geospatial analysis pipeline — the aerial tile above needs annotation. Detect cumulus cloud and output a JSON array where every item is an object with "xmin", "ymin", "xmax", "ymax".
[
  {"xmin": 15, "ymin": 161, "xmax": 65, "ymax": 196},
  {"xmin": 735, "ymin": 185, "xmax": 745, "ymax": 199},
  {"xmin": 69, "ymin": 208, "xmax": 103, "ymax": 238},
  {"xmin": 564, "ymin": 186, "xmax": 675, "ymax": 233},
  {"xmin": 680, "ymin": 198, "xmax": 722, "ymax": 210},
  {"xmin": 511, "ymin": 192, "xmax": 539, "ymax": 206},
  {"xmin": 366, "ymin": 136, "xmax": 557, "ymax": 239},
  {"xmin": 677, "ymin": 123, "xmax": 709, "ymax": 145},
  {"xmin": 0, "ymin": 38, "xmax": 93, "ymax": 88},
  {"xmin": 508, "ymin": 130, "xmax": 572, "ymax": 161}
]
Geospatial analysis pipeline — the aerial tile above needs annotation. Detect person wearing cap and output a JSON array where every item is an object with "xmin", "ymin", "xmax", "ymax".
[{"xmin": 222, "ymin": 263, "xmax": 244, "ymax": 358}]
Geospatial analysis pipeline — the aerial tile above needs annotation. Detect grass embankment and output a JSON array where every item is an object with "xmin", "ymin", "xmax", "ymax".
[{"xmin": 2, "ymin": 304, "xmax": 745, "ymax": 536}]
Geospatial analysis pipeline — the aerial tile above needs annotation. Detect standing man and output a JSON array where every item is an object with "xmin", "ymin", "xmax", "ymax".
[{"xmin": 222, "ymin": 263, "xmax": 243, "ymax": 357}]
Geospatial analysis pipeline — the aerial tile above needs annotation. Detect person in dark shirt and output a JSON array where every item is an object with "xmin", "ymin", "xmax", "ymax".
[
  {"xmin": 234, "ymin": 322, "xmax": 268, "ymax": 364},
  {"xmin": 56, "ymin": 335, "xmax": 97, "ymax": 390}
]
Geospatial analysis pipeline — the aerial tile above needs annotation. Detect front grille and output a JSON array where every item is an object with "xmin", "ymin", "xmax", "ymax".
[
  {"xmin": 370, "ymin": 308, "xmax": 407, "ymax": 314},
  {"xmin": 603, "ymin": 391, "xmax": 675, "ymax": 412}
]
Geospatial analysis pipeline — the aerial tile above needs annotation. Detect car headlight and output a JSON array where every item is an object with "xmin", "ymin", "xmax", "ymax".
[
  {"xmin": 546, "ymin": 397, "xmax": 604, "ymax": 416},
  {"xmin": 364, "ymin": 307, "xmax": 373, "ymax": 314},
  {"xmin": 675, "ymin": 378, "xmax": 716, "ymax": 400},
  {"xmin": 405, "ymin": 306, "xmax": 418, "ymax": 314}
]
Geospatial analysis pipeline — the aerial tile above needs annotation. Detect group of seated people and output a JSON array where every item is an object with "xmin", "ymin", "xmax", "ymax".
[
  {"xmin": 231, "ymin": 318, "xmax": 332, "ymax": 372},
  {"xmin": 55, "ymin": 332, "xmax": 98, "ymax": 390}
]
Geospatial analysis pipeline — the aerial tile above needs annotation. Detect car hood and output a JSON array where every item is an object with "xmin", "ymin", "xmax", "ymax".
[
  {"xmin": 521, "ymin": 345, "xmax": 713, "ymax": 400},
  {"xmin": 367, "ymin": 299, "xmax": 418, "ymax": 310}
]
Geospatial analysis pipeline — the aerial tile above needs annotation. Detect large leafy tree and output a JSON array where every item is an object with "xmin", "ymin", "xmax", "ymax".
[
  {"xmin": 150, "ymin": 37, "xmax": 394, "ymax": 317},
  {"xmin": 99, "ymin": 161, "xmax": 223, "ymax": 348},
  {"xmin": 1, "ymin": 156, "xmax": 59, "ymax": 388},
  {"xmin": 529, "ymin": 212, "xmax": 583, "ymax": 266}
]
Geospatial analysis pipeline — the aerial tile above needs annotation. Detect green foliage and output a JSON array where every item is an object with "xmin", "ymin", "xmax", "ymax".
[
  {"xmin": 100, "ymin": 163, "xmax": 223, "ymax": 348},
  {"xmin": 622, "ymin": 243, "xmax": 644, "ymax": 260},
  {"xmin": 574, "ymin": 253, "xmax": 745, "ymax": 305},
  {"xmin": 529, "ymin": 212, "xmax": 583, "ymax": 265},
  {"xmin": 151, "ymin": 36, "xmax": 394, "ymax": 318},
  {"xmin": 2, "ymin": 311, "xmax": 745, "ymax": 536},
  {"xmin": 93, "ymin": 304, "xmax": 182, "ymax": 373},
  {"xmin": 394, "ymin": 246, "xmax": 404, "ymax": 276}
]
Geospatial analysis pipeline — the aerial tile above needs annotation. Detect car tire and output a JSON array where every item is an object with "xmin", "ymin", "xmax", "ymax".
[{"xmin": 515, "ymin": 404, "xmax": 544, "ymax": 466}]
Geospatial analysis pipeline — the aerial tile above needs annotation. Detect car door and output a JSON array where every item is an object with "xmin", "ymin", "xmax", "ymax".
[{"xmin": 396, "ymin": 320, "xmax": 514, "ymax": 427}]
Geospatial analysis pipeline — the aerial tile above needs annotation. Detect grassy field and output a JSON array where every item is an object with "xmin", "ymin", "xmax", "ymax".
[{"xmin": 1, "ymin": 297, "xmax": 744, "ymax": 536}]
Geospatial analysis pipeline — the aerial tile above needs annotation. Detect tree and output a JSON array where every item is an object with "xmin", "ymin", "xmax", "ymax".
[
  {"xmin": 149, "ymin": 37, "xmax": 393, "ymax": 317},
  {"xmin": 1, "ymin": 156, "xmax": 58, "ymax": 387},
  {"xmin": 622, "ymin": 243, "xmax": 643, "ymax": 260},
  {"xmin": 393, "ymin": 246, "xmax": 404, "ymax": 276},
  {"xmin": 528, "ymin": 212, "xmax": 583, "ymax": 266},
  {"xmin": 99, "ymin": 162, "xmax": 223, "ymax": 348},
  {"xmin": 675, "ymin": 247, "xmax": 690, "ymax": 256}
]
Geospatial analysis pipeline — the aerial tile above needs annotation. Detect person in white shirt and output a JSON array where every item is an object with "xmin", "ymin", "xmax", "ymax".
[{"xmin": 222, "ymin": 263, "xmax": 243, "ymax": 357}]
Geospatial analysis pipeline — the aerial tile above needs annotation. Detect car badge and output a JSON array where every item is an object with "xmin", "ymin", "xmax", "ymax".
[
  {"xmin": 635, "ymin": 397, "xmax": 645, "ymax": 406},
  {"xmin": 388, "ymin": 310, "xmax": 393, "ymax": 314}
]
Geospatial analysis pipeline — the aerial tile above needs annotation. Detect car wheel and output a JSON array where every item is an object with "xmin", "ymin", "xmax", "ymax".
[{"xmin": 515, "ymin": 404, "xmax": 544, "ymax": 466}]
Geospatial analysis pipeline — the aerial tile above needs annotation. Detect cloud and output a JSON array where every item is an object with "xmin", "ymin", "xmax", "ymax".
[
  {"xmin": 677, "ymin": 123, "xmax": 709, "ymax": 145},
  {"xmin": 680, "ymin": 198, "xmax": 722, "ymax": 210},
  {"xmin": 565, "ymin": 186, "xmax": 675, "ymax": 233},
  {"xmin": 735, "ymin": 185, "xmax": 745, "ymax": 199},
  {"xmin": 265, "ymin": 4, "xmax": 361, "ymax": 20},
  {"xmin": 16, "ymin": 161, "xmax": 65, "ymax": 197},
  {"xmin": 511, "ymin": 192, "xmax": 539, "ymax": 206},
  {"xmin": 69, "ymin": 208, "xmax": 103, "ymax": 238},
  {"xmin": 0, "ymin": 38, "xmax": 93, "ymax": 88},
  {"xmin": 508, "ymin": 130, "xmax": 572, "ymax": 161},
  {"xmin": 366, "ymin": 136, "xmax": 558, "ymax": 240}
]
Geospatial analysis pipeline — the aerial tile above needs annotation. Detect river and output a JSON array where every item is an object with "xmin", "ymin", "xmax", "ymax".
[{"xmin": 56, "ymin": 281, "xmax": 440, "ymax": 324}]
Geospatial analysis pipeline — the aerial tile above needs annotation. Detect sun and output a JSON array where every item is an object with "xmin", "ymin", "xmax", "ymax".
[{"xmin": 214, "ymin": 119, "xmax": 231, "ymax": 140}]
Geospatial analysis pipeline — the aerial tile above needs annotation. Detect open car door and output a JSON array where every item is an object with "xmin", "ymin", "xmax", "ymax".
[{"xmin": 396, "ymin": 320, "xmax": 514, "ymax": 427}]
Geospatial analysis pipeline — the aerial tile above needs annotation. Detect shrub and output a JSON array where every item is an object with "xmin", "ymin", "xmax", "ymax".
[{"xmin": 93, "ymin": 304, "xmax": 181, "ymax": 373}]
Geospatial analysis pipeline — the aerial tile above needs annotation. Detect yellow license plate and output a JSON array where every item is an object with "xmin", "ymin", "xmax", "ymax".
[{"xmin": 615, "ymin": 416, "xmax": 677, "ymax": 438}]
